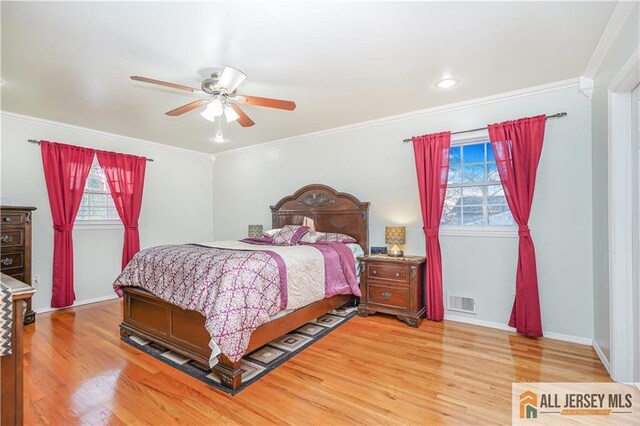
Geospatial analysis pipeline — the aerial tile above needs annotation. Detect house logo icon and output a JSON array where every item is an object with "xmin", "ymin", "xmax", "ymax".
[{"xmin": 520, "ymin": 390, "xmax": 538, "ymax": 419}]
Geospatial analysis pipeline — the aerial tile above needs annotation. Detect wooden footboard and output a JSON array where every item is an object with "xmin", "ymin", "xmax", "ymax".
[{"xmin": 120, "ymin": 286, "xmax": 354, "ymax": 390}]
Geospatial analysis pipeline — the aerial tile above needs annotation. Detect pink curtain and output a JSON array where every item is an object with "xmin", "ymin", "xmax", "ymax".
[
  {"xmin": 413, "ymin": 132, "xmax": 451, "ymax": 321},
  {"xmin": 41, "ymin": 142, "xmax": 95, "ymax": 308},
  {"xmin": 96, "ymin": 151, "xmax": 146, "ymax": 269},
  {"xmin": 488, "ymin": 115, "xmax": 546, "ymax": 337}
]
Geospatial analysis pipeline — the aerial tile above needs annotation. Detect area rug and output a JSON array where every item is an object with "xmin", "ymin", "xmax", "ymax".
[{"xmin": 121, "ymin": 305, "xmax": 356, "ymax": 394}]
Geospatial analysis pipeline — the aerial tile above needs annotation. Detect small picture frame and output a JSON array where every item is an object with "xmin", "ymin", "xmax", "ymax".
[{"xmin": 370, "ymin": 246, "xmax": 387, "ymax": 255}]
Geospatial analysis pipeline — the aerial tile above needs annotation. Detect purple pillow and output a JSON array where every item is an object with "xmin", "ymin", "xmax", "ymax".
[
  {"xmin": 316, "ymin": 232, "xmax": 357, "ymax": 244},
  {"xmin": 272, "ymin": 225, "xmax": 310, "ymax": 246}
]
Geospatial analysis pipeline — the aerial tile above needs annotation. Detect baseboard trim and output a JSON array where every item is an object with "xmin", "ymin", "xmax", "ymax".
[
  {"xmin": 444, "ymin": 314, "xmax": 593, "ymax": 346},
  {"xmin": 593, "ymin": 340, "xmax": 612, "ymax": 375},
  {"xmin": 34, "ymin": 294, "xmax": 120, "ymax": 314}
]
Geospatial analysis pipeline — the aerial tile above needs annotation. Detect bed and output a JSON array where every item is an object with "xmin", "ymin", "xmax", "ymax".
[{"xmin": 118, "ymin": 184, "xmax": 369, "ymax": 390}]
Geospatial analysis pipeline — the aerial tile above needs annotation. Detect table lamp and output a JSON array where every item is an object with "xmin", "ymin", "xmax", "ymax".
[
  {"xmin": 248, "ymin": 225, "xmax": 263, "ymax": 238},
  {"xmin": 385, "ymin": 226, "xmax": 405, "ymax": 257}
]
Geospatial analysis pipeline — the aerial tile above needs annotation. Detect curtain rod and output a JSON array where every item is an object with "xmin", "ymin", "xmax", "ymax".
[
  {"xmin": 27, "ymin": 139, "xmax": 154, "ymax": 162},
  {"xmin": 402, "ymin": 112, "xmax": 568, "ymax": 143}
]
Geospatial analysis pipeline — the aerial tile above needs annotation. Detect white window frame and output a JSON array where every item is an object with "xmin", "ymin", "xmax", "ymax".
[
  {"xmin": 441, "ymin": 131, "xmax": 517, "ymax": 238},
  {"xmin": 75, "ymin": 159, "xmax": 122, "ymax": 230}
]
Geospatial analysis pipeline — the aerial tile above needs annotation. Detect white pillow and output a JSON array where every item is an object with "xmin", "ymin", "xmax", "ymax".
[{"xmin": 263, "ymin": 228, "xmax": 281, "ymax": 237}]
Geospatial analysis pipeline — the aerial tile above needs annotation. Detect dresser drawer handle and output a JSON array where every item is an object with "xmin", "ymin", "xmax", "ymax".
[
  {"xmin": 382, "ymin": 291, "xmax": 391, "ymax": 300},
  {"xmin": 1, "ymin": 258, "xmax": 13, "ymax": 266},
  {"xmin": 372, "ymin": 270, "xmax": 377, "ymax": 275},
  {"xmin": 3, "ymin": 217, "xmax": 11, "ymax": 222},
  {"xmin": 1, "ymin": 235, "xmax": 14, "ymax": 243},
  {"xmin": 395, "ymin": 272, "xmax": 400, "ymax": 277}
]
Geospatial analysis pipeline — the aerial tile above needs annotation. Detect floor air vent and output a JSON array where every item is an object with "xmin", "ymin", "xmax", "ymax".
[{"xmin": 447, "ymin": 294, "xmax": 476, "ymax": 314}]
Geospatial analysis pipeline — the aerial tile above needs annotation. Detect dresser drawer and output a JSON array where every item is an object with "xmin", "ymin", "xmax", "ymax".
[
  {"xmin": 0, "ymin": 252, "xmax": 24, "ymax": 270},
  {"xmin": 367, "ymin": 283, "xmax": 409, "ymax": 311},
  {"xmin": 0, "ymin": 211, "xmax": 26, "ymax": 227},
  {"xmin": 367, "ymin": 262, "xmax": 409, "ymax": 284},
  {"xmin": 0, "ymin": 229, "xmax": 25, "ymax": 248}
]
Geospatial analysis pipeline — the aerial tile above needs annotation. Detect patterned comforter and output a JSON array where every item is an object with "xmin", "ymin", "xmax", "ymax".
[{"xmin": 113, "ymin": 241, "xmax": 360, "ymax": 365}]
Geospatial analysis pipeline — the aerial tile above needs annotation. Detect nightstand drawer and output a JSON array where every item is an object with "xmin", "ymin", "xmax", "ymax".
[
  {"xmin": 367, "ymin": 283, "xmax": 409, "ymax": 310},
  {"xmin": 367, "ymin": 262, "xmax": 408, "ymax": 284}
]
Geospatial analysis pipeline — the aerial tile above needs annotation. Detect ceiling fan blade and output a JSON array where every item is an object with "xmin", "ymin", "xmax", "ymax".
[
  {"xmin": 131, "ymin": 76, "xmax": 200, "ymax": 93},
  {"xmin": 165, "ymin": 100, "xmax": 209, "ymax": 116},
  {"xmin": 237, "ymin": 95, "xmax": 296, "ymax": 111},
  {"xmin": 231, "ymin": 104, "xmax": 255, "ymax": 127},
  {"xmin": 218, "ymin": 66, "xmax": 247, "ymax": 93}
]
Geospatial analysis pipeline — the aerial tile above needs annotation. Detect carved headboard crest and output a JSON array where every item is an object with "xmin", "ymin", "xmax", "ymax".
[
  {"xmin": 270, "ymin": 184, "xmax": 370, "ymax": 254},
  {"xmin": 297, "ymin": 192, "xmax": 335, "ymax": 208}
]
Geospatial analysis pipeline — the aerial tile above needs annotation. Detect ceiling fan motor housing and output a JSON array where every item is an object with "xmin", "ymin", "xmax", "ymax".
[{"xmin": 201, "ymin": 73, "xmax": 220, "ymax": 95}]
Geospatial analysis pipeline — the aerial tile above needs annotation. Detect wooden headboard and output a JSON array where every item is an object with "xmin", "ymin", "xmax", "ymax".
[{"xmin": 271, "ymin": 184, "xmax": 370, "ymax": 254}]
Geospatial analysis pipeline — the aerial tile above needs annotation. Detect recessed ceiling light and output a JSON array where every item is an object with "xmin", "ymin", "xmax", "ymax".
[{"xmin": 435, "ymin": 78, "xmax": 459, "ymax": 89}]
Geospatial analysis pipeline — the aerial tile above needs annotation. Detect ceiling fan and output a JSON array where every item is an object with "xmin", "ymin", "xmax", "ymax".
[{"xmin": 130, "ymin": 66, "xmax": 296, "ymax": 129}]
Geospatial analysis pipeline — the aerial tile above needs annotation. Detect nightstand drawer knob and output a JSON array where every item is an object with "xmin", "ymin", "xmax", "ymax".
[
  {"xmin": 1, "ymin": 257, "xmax": 13, "ymax": 266},
  {"xmin": 1, "ymin": 235, "xmax": 13, "ymax": 243},
  {"xmin": 395, "ymin": 272, "xmax": 400, "ymax": 277},
  {"xmin": 372, "ymin": 270, "xmax": 377, "ymax": 275},
  {"xmin": 382, "ymin": 292, "xmax": 391, "ymax": 300},
  {"xmin": 3, "ymin": 217, "xmax": 11, "ymax": 222}
]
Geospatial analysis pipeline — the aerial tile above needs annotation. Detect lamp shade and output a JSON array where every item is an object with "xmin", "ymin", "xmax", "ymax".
[
  {"xmin": 385, "ymin": 226, "xmax": 406, "ymax": 245},
  {"xmin": 248, "ymin": 224, "xmax": 263, "ymax": 238}
]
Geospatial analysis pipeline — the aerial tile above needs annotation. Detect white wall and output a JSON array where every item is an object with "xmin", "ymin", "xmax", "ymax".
[
  {"xmin": 590, "ymin": 3, "xmax": 639, "ymax": 365},
  {"xmin": 0, "ymin": 112, "xmax": 214, "ymax": 311},
  {"xmin": 212, "ymin": 82, "xmax": 594, "ymax": 341}
]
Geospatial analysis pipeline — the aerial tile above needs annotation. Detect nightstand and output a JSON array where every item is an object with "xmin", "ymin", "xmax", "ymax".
[{"xmin": 356, "ymin": 255, "xmax": 426, "ymax": 327}]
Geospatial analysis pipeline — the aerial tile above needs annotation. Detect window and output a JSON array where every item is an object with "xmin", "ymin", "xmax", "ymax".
[
  {"xmin": 442, "ymin": 141, "xmax": 514, "ymax": 227},
  {"xmin": 76, "ymin": 160, "xmax": 120, "ymax": 223}
]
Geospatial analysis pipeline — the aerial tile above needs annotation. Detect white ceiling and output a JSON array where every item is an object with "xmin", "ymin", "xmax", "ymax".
[{"xmin": 1, "ymin": 1, "xmax": 614, "ymax": 153}]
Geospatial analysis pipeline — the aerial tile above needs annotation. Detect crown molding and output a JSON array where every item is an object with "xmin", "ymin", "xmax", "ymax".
[
  {"xmin": 214, "ymin": 77, "xmax": 579, "ymax": 158},
  {"xmin": 0, "ymin": 110, "xmax": 213, "ymax": 160},
  {"xmin": 579, "ymin": 76, "xmax": 595, "ymax": 100},
  {"xmin": 582, "ymin": 1, "xmax": 638, "ymax": 79}
]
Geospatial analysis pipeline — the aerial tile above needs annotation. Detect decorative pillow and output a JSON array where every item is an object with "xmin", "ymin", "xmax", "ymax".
[
  {"xmin": 272, "ymin": 225, "xmax": 310, "ymax": 246},
  {"xmin": 316, "ymin": 232, "xmax": 357, "ymax": 244},
  {"xmin": 300, "ymin": 230, "xmax": 324, "ymax": 243}
]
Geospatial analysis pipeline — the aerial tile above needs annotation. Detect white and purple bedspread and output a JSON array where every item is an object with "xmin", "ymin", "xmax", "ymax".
[{"xmin": 113, "ymin": 240, "xmax": 360, "ymax": 366}]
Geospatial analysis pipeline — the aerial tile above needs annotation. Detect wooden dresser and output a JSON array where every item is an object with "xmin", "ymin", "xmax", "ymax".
[
  {"xmin": 0, "ymin": 206, "xmax": 36, "ymax": 325},
  {"xmin": 357, "ymin": 255, "xmax": 426, "ymax": 327},
  {"xmin": 1, "ymin": 273, "xmax": 36, "ymax": 425}
]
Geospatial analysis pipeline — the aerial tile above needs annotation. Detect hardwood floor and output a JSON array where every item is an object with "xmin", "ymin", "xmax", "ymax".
[{"xmin": 23, "ymin": 300, "xmax": 609, "ymax": 425}]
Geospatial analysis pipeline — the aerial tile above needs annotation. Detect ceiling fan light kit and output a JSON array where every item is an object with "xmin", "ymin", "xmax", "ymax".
[
  {"xmin": 223, "ymin": 104, "xmax": 240, "ymax": 123},
  {"xmin": 130, "ymin": 66, "xmax": 296, "ymax": 144},
  {"xmin": 200, "ymin": 98, "xmax": 224, "ymax": 122}
]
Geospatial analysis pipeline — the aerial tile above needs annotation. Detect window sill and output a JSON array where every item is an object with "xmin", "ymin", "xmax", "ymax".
[
  {"xmin": 74, "ymin": 221, "xmax": 122, "ymax": 230},
  {"xmin": 439, "ymin": 227, "xmax": 517, "ymax": 238}
]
